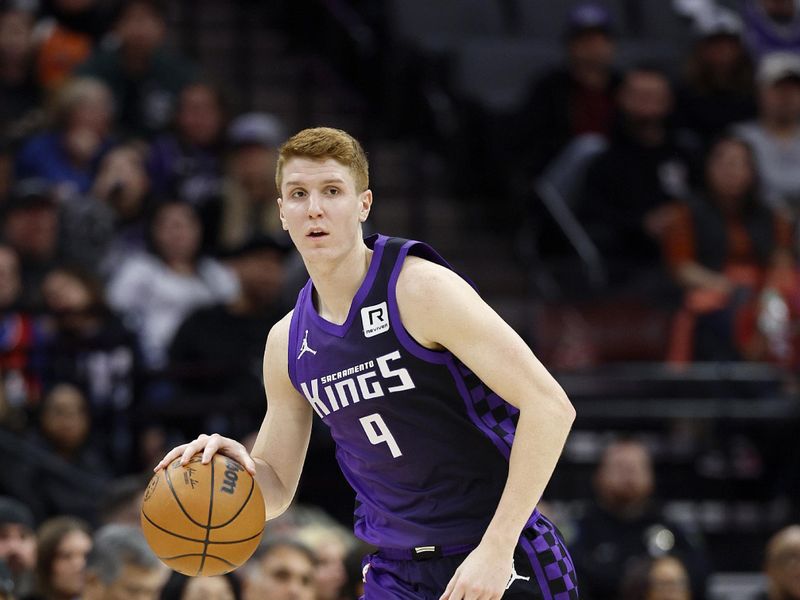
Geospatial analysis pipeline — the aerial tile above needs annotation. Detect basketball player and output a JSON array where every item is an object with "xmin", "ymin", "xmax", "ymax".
[{"xmin": 156, "ymin": 128, "xmax": 578, "ymax": 599}]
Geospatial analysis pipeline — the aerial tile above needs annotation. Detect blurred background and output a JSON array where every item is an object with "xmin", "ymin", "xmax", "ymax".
[{"xmin": 0, "ymin": 0, "xmax": 799, "ymax": 599}]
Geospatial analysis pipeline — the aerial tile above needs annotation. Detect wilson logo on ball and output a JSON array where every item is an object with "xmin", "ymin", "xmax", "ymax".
[{"xmin": 220, "ymin": 459, "xmax": 244, "ymax": 494}]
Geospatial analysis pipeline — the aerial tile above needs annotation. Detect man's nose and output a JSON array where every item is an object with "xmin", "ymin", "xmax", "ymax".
[{"xmin": 307, "ymin": 192, "xmax": 323, "ymax": 216}]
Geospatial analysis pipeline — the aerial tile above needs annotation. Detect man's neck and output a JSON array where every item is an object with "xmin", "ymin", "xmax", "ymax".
[{"xmin": 306, "ymin": 241, "xmax": 372, "ymax": 326}]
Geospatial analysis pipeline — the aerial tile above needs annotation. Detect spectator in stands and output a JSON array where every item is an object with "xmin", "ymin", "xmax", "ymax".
[
  {"xmin": 0, "ymin": 243, "xmax": 48, "ymax": 418},
  {"xmin": 758, "ymin": 525, "xmax": 800, "ymax": 600},
  {"xmin": 77, "ymin": 0, "xmax": 198, "ymax": 138},
  {"xmin": 83, "ymin": 525, "xmax": 166, "ymax": 600},
  {"xmin": 0, "ymin": 1, "xmax": 41, "ymax": 143},
  {"xmin": 168, "ymin": 235, "xmax": 287, "ymax": 438},
  {"xmin": 159, "ymin": 571, "xmax": 240, "ymax": 600},
  {"xmin": 578, "ymin": 65, "xmax": 694, "ymax": 285},
  {"xmin": 661, "ymin": 134, "xmax": 795, "ymax": 363},
  {"xmin": 676, "ymin": 10, "xmax": 757, "ymax": 146},
  {"xmin": 219, "ymin": 112, "xmax": 287, "ymax": 251},
  {"xmin": 60, "ymin": 143, "xmax": 152, "ymax": 277},
  {"xmin": 241, "ymin": 539, "xmax": 316, "ymax": 600},
  {"xmin": 571, "ymin": 439, "xmax": 709, "ymax": 600},
  {"xmin": 513, "ymin": 2, "xmax": 620, "ymax": 177},
  {"xmin": 23, "ymin": 384, "xmax": 110, "ymax": 522},
  {"xmin": 1, "ymin": 179, "xmax": 60, "ymax": 311},
  {"xmin": 742, "ymin": 0, "xmax": 800, "ymax": 60},
  {"xmin": 37, "ymin": 0, "xmax": 117, "ymax": 42},
  {"xmin": 294, "ymin": 525, "xmax": 350, "ymax": 600},
  {"xmin": 734, "ymin": 52, "xmax": 800, "ymax": 215},
  {"xmin": 96, "ymin": 476, "xmax": 149, "ymax": 527},
  {"xmin": 34, "ymin": 0, "xmax": 118, "ymax": 91},
  {"xmin": 34, "ymin": 384, "xmax": 107, "ymax": 471},
  {"xmin": 31, "ymin": 516, "xmax": 92, "ymax": 600},
  {"xmin": 107, "ymin": 200, "xmax": 238, "ymax": 370},
  {"xmin": 620, "ymin": 555, "xmax": 692, "ymax": 600},
  {"xmin": 41, "ymin": 265, "xmax": 141, "ymax": 472},
  {"xmin": 15, "ymin": 77, "xmax": 115, "ymax": 198},
  {"xmin": 0, "ymin": 497, "xmax": 36, "ymax": 598},
  {"xmin": 147, "ymin": 82, "xmax": 227, "ymax": 247}
]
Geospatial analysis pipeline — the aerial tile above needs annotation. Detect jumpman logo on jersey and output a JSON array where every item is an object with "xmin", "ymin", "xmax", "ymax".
[
  {"xmin": 297, "ymin": 330, "xmax": 317, "ymax": 359},
  {"xmin": 506, "ymin": 559, "xmax": 531, "ymax": 590}
]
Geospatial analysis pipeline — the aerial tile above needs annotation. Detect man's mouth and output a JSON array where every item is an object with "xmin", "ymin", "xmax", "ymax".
[{"xmin": 307, "ymin": 231, "xmax": 328, "ymax": 238}]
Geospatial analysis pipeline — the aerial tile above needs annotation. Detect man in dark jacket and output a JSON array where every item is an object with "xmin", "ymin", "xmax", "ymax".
[
  {"xmin": 514, "ymin": 2, "xmax": 620, "ymax": 177},
  {"xmin": 578, "ymin": 65, "xmax": 695, "ymax": 285},
  {"xmin": 571, "ymin": 439, "xmax": 709, "ymax": 600}
]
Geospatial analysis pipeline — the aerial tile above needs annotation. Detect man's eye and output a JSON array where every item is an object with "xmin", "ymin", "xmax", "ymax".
[
  {"xmin": 327, "ymin": 187, "xmax": 339, "ymax": 195},
  {"xmin": 291, "ymin": 190, "xmax": 306, "ymax": 198}
]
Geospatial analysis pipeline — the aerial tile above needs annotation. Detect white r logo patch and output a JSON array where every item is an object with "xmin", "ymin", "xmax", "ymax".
[{"xmin": 361, "ymin": 302, "xmax": 390, "ymax": 338}]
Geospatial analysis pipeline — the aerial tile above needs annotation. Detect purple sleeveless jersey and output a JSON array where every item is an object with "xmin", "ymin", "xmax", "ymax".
[{"xmin": 288, "ymin": 234, "xmax": 540, "ymax": 548}]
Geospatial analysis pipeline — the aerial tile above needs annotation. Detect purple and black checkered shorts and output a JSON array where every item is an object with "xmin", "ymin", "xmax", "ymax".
[{"xmin": 360, "ymin": 513, "xmax": 579, "ymax": 599}]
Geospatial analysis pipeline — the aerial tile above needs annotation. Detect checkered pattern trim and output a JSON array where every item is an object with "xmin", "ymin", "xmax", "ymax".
[
  {"xmin": 523, "ymin": 518, "xmax": 579, "ymax": 600},
  {"xmin": 455, "ymin": 359, "xmax": 519, "ymax": 455}
]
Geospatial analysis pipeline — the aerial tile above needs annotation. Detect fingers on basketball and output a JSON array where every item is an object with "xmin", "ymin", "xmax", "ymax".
[{"xmin": 141, "ymin": 452, "xmax": 266, "ymax": 576}]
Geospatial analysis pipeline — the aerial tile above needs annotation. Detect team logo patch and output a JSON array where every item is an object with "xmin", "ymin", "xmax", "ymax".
[{"xmin": 361, "ymin": 302, "xmax": 390, "ymax": 338}]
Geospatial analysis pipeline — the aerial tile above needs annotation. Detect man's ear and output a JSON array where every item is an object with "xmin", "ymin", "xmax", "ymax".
[
  {"xmin": 277, "ymin": 197, "xmax": 288, "ymax": 230},
  {"xmin": 358, "ymin": 190, "xmax": 373, "ymax": 222}
]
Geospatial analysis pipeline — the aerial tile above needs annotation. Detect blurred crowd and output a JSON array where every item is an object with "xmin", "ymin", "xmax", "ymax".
[
  {"xmin": 496, "ymin": 0, "xmax": 800, "ymax": 372},
  {"xmin": 0, "ymin": 500, "xmax": 372, "ymax": 600},
  {"xmin": 1, "ymin": 438, "xmax": 799, "ymax": 600},
  {"xmin": 0, "ymin": 0, "xmax": 799, "ymax": 599}
]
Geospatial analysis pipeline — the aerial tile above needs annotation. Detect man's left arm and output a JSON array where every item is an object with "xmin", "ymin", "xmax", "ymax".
[{"xmin": 397, "ymin": 258, "xmax": 576, "ymax": 600}]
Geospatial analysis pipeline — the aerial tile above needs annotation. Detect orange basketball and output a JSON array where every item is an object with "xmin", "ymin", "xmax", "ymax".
[{"xmin": 141, "ymin": 453, "xmax": 265, "ymax": 576}]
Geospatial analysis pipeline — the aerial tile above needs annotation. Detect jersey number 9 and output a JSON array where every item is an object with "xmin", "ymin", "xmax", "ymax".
[{"xmin": 359, "ymin": 413, "xmax": 402, "ymax": 458}]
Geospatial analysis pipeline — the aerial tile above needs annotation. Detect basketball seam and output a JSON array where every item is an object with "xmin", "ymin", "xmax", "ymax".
[
  {"xmin": 164, "ymin": 462, "xmax": 208, "ymax": 528},
  {"xmin": 141, "ymin": 509, "xmax": 264, "ymax": 545},
  {"xmin": 158, "ymin": 553, "xmax": 237, "ymax": 568},
  {"xmin": 209, "ymin": 474, "xmax": 256, "ymax": 529},
  {"xmin": 197, "ymin": 456, "xmax": 216, "ymax": 575}
]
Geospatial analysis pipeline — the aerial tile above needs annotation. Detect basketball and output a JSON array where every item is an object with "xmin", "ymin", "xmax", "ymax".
[{"xmin": 140, "ymin": 453, "xmax": 265, "ymax": 576}]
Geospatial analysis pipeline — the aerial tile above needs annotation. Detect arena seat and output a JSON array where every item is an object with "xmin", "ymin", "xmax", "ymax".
[
  {"xmin": 449, "ymin": 38, "xmax": 562, "ymax": 114},
  {"xmin": 386, "ymin": 0, "xmax": 507, "ymax": 54},
  {"xmin": 511, "ymin": 0, "xmax": 632, "ymax": 38}
]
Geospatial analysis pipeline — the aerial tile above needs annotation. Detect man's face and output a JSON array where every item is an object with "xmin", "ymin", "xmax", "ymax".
[
  {"xmin": 0, "ymin": 10, "xmax": 34, "ymax": 61},
  {"xmin": 277, "ymin": 157, "xmax": 371, "ymax": 263},
  {"xmin": 568, "ymin": 31, "xmax": 615, "ymax": 88},
  {"xmin": 230, "ymin": 146, "xmax": 278, "ymax": 202},
  {"xmin": 619, "ymin": 71, "xmax": 673, "ymax": 124},
  {"xmin": 228, "ymin": 250, "xmax": 284, "ymax": 308},
  {"xmin": 2, "ymin": 205, "xmax": 59, "ymax": 261},
  {"xmin": 177, "ymin": 85, "xmax": 223, "ymax": 148},
  {"xmin": 0, "ymin": 523, "xmax": 36, "ymax": 575},
  {"xmin": 761, "ymin": 0, "xmax": 796, "ymax": 23},
  {"xmin": 594, "ymin": 443, "xmax": 654, "ymax": 510},
  {"xmin": 85, "ymin": 564, "xmax": 166, "ymax": 600},
  {"xmin": 760, "ymin": 78, "xmax": 800, "ymax": 124},
  {"xmin": 115, "ymin": 3, "xmax": 165, "ymax": 56},
  {"xmin": 245, "ymin": 547, "xmax": 315, "ymax": 600}
]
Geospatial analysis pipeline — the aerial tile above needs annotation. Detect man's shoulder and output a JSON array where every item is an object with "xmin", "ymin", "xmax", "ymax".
[
  {"xmin": 266, "ymin": 310, "xmax": 294, "ymax": 346},
  {"xmin": 396, "ymin": 254, "xmax": 458, "ymax": 298}
]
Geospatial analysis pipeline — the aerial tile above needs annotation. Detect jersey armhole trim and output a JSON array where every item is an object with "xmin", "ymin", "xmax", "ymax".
[
  {"xmin": 287, "ymin": 285, "xmax": 307, "ymax": 390},
  {"xmin": 387, "ymin": 240, "xmax": 450, "ymax": 365}
]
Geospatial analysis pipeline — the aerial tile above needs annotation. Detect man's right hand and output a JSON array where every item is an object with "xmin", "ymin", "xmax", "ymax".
[{"xmin": 154, "ymin": 433, "xmax": 257, "ymax": 475}]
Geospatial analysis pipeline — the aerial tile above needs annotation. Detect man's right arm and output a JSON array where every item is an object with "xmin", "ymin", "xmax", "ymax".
[
  {"xmin": 250, "ymin": 313, "xmax": 313, "ymax": 519},
  {"xmin": 154, "ymin": 312, "xmax": 313, "ymax": 521}
]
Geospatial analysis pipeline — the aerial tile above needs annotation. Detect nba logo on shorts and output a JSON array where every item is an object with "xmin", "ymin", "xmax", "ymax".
[{"xmin": 361, "ymin": 302, "xmax": 390, "ymax": 338}]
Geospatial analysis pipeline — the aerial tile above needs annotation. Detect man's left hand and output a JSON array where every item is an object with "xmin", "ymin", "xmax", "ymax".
[{"xmin": 440, "ymin": 541, "xmax": 514, "ymax": 600}]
